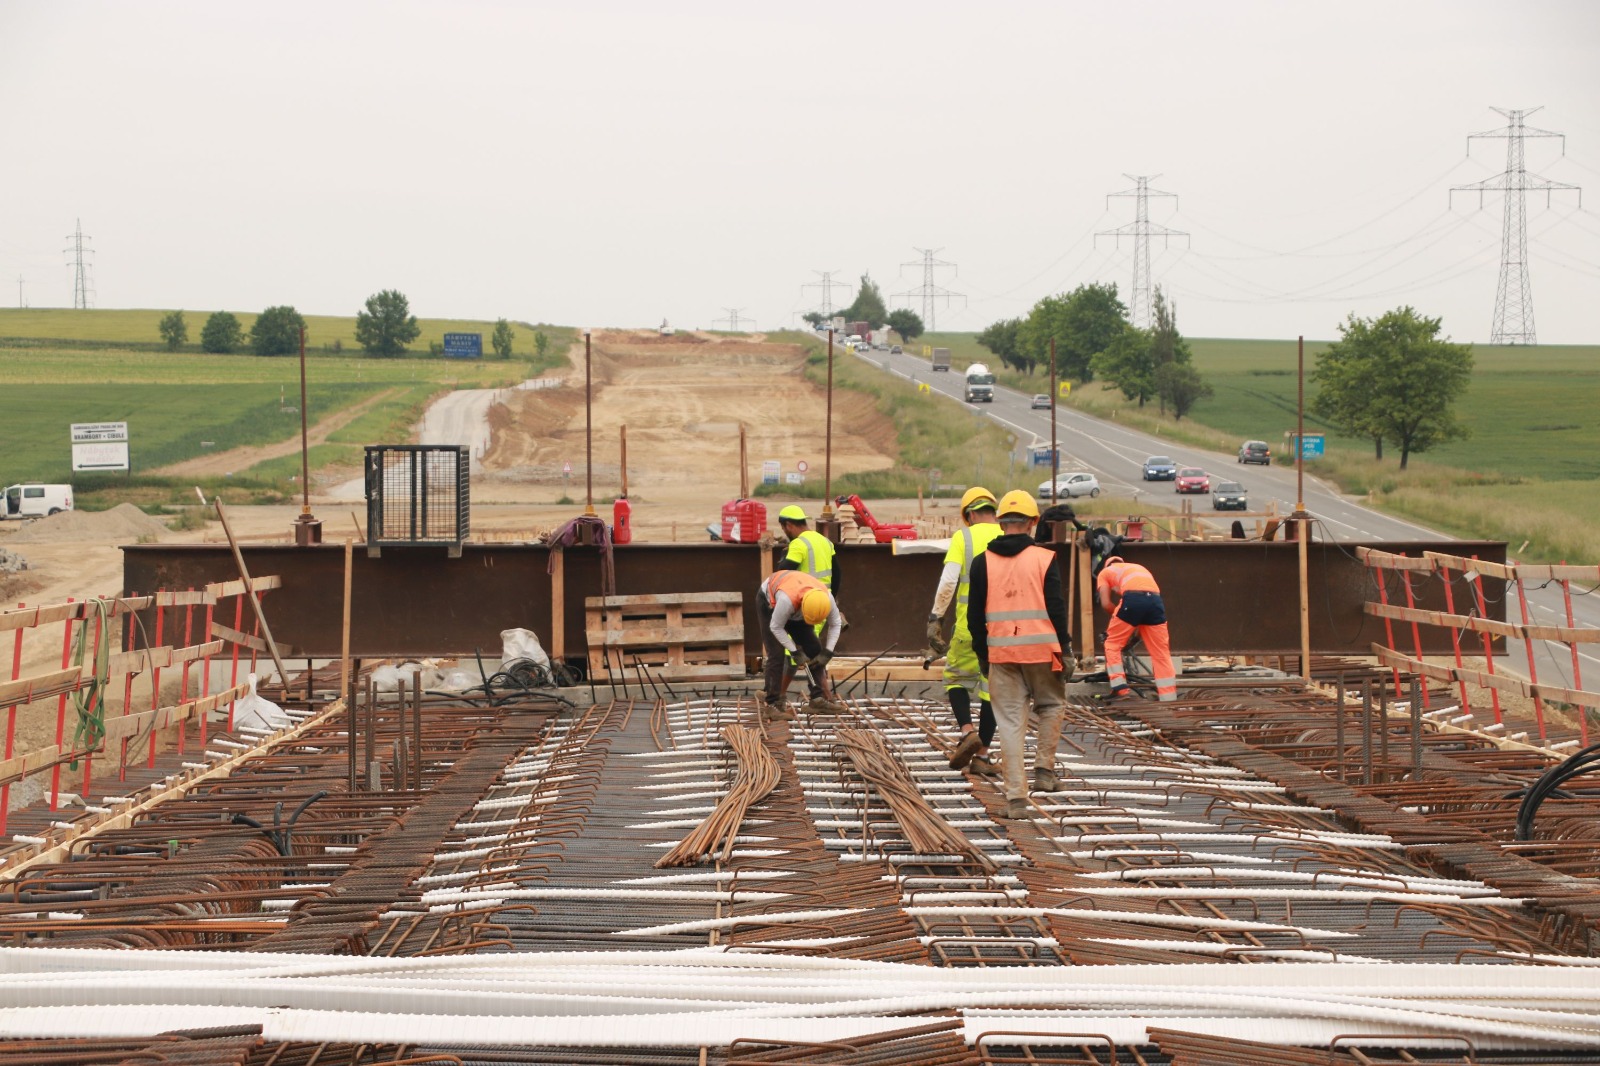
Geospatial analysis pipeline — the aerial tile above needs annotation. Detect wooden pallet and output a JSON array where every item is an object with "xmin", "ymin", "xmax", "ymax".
[{"xmin": 585, "ymin": 592, "xmax": 746, "ymax": 681}]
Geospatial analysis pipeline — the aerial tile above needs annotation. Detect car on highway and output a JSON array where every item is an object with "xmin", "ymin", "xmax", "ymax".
[
  {"xmin": 1174, "ymin": 467, "xmax": 1210, "ymax": 493},
  {"xmin": 1142, "ymin": 456, "xmax": 1177, "ymax": 480},
  {"xmin": 1030, "ymin": 394, "xmax": 1051, "ymax": 409},
  {"xmin": 1036, "ymin": 472, "xmax": 1101, "ymax": 499},
  {"xmin": 1238, "ymin": 440, "xmax": 1271, "ymax": 465},
  {"xmin": 1212, "ymin": 480, "xmax": 1247, "ymax": 510},
  {"xmin": 889, "ymin": 345, "xmax": 902, "ymax": 354}
]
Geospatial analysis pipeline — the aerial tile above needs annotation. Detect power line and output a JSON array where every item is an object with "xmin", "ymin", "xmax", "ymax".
[
  {"xmin": 1097, "ymin": 176, "xmax": 1188, "ymax": 328},
  {"xmin": 15, "ymin": 275, "xmax": 24, "ymax": 309},
  {"xmin": 801, "ymin": 270, "xmax": 851, "ymax": 320},
  {"xmin": 713, "ymin": 307, "xmax": 754, "ymax": 331},
  {"xmin": 891, "ymin": 248, "xmax": 965, "ymax": 330},
  {"xmin": 1450, "ymin": 106, "xmax": 1582, "ymax": 345},
  {"xmin": 63, "ymin": 218, "xmax": 95, "ymax": 309}
]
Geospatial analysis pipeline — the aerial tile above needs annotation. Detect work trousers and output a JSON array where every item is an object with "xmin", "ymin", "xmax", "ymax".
[
  {"xmin": 1104, "ymin": 591, "xmax": 1177, "ymax": 701},
  {"xmin": 758, "ymin": 597, "xmax": 824, "ymax": 702},
  {"xmin": 987, "ymin": 660, "xmax": 1067, "ymax": 802}
]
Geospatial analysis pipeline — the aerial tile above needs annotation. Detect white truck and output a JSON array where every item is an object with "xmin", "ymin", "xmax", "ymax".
[
  {"xmin": 963, "ymin": 363, "xmax": 996, "ymax": 403},
  {"xmin": 3, "ymin": 483, "xmax": 74, "ymax": 519},
  {"xmin": 931, "ymin": 347, "xmax": 952, "ymax": 372}
]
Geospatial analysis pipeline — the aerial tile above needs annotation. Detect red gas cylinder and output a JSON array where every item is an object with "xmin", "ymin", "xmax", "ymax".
[
  {"xmin": 612, "ymin": 497, "xmax": 633, "ymax": 545},
  {"xmin": 720, "ymin": 499, "xmax": 767, "ymax": 543}
]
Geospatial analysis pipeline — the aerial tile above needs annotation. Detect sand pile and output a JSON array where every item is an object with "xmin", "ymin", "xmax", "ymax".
[{"xmin": 10, "ymin": 503, "xmax": 169, "ymax": 544}]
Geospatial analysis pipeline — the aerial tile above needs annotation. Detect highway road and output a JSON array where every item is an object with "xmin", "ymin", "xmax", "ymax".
[{"xmin": 843, "ymin": 340, "xmax": 1600, "ymax": 689}]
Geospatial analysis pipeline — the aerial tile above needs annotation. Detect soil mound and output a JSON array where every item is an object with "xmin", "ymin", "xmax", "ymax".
[{"xmin": 10, "ymin": 503, "xmax": 169, "ymax": 544}]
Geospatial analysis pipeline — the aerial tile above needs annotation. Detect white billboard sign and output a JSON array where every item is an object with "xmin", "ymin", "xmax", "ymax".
[{"xmin": 70, "ymin": 422, "xmax": 130, "ymax": 472}]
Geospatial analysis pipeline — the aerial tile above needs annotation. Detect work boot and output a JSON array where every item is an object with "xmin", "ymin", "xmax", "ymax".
[
  {"xmin": 1033, "ymin": 766, "xmax": 1060, "ymax": 793},
  {"xmin": 948, "ymin": 732, "xmax": 982, "ymax": 770},
  {"xmin": 808, "ymin": 694, "xmax": 848, "ymax": 715},
  {"xmin": 1104, "ymin": 688, "xmax": 1135, "ymax": 703},
  {"xmin": 1004, "ymin": 798, "xmax": 1030, "ymax": 820},
  {"xmin": 969, "ymin": 754, "xmax": 999, "ymax": 777},
  {"xmin": 761, "ymin": 699, "xmax": 791, "ymax": 722}
]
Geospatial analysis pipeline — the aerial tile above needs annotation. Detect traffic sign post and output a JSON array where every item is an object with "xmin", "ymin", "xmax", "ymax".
[
  {"xmin": 796, "ymin": 460, "xmax": 809, "ymax": 474},
  {"xmin": 70, "ymin": 422, "xmax": 130, "ymax": 472},
  {"xmin": 442, "ymin": 333, "xmax": 483, "ymax": 359}
]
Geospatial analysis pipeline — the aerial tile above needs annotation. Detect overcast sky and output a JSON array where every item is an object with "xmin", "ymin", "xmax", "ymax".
[{"xmin": 2, "ymin": 0, "xmax": 1596, "ymax": 344}]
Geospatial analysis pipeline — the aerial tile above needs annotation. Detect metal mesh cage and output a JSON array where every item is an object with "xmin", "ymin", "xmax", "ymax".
[{"xmin": 364, "ymin": 445, "xmax": 469, "ymax": 550}]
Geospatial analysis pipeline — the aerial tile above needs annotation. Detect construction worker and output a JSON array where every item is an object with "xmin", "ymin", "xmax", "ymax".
[
  {"xmin": 775, "ymin": 504, "xmax": 838, "ymax": 706},
  {"xmin": 968, "ymin": 490, "xmax": 1073, "ymax": 820},
  {"xmin": 927, "ymin": 486, "xmax": 1003, "ymax": 776},
  {"xmin": 1096, "ymin": 556, "xmax": 1177, "ymax": 702},
  {"xmin": 758, "ymin": 569, "xmax": 847, "ymax": 719}
]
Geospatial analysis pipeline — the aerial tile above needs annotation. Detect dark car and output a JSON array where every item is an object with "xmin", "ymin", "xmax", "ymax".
[
  {"xmin": 1238, "ymin": 440, "xmax": 1271, "ymax": 465},
  {"xmin": 1142, "ymin": 455, "xmax": 1177, "ymax": 481},
  {"xmin": 1212, "ymin": 480, "xmax": 1247, "ymax": 510},
  {"xmin": 1175, "ymin": 467, "xmax": 1210, "ymax": 493}
]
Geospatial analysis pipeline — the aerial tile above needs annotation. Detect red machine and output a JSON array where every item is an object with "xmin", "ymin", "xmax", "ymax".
[{"xmin": 835, "ymin": 494, "xmax": 917, "ymax": 542}]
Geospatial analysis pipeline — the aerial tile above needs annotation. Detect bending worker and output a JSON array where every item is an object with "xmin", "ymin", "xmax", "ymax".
[
  {"xmin": 775, "ymin": 504, "xmax": 839, "ymax": 708},
  {"xmin": 758, "ymin": 569, "xmax": 847, "ymax": 719},
  {"xmin": 927, "ymin": 487, "xmax": 1002, "ymax": 775},
  {"xmin": 968, "ymin": 490, "xmax": 1073, "ymax": 820},
  {"xmin": 1096, "ymin": 555, "xmax": 1177, "ymax": 702}
]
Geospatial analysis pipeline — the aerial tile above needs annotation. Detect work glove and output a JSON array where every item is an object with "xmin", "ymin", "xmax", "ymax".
[
  {"xmin": 809, "ymin": 649, "xmax": 834, "ymax": 669},
  {"xmin": 926, "ymin": 618, "xmax": 947, "ymax": 656}
]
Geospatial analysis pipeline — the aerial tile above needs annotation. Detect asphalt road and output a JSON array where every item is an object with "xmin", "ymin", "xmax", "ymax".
[{"xmin": 845, "ymin": 341, "xmax": 1600, "ymax": 686}]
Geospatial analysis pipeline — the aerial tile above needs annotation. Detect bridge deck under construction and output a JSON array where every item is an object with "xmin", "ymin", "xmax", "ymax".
[{"xmin": 2, "ymin": 668, "xmax": 1598, "ymax": 1065}]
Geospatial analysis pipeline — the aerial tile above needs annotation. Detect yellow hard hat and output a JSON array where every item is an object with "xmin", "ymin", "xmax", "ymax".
[
  {"xmin": 960, "ymin": 486, "xmax": 998, "ymax": 518},
  {"xmin": 800, "ymin": 588, "xmax": 832, "ymax": 626},
  {"xmin": 778, "ymin": 505, "xmax": 807, "ymax": 523},
  {"xmin": 997, "ymin": 490, "xmax": 1040, "ymax": 520}
]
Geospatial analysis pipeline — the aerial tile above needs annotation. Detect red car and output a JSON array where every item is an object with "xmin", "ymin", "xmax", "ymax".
[{"xmin": 1175, "ymin": 467, "xmax": 1210, "ymax": 493}]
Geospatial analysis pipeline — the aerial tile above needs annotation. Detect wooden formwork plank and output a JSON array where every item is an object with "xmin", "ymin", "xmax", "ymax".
[
  {"xmin": 0, "ymin": 597, "xmax": 154, "ymax": 633},
  {"xmin": 107, "ymin": 640, "xmax": 225, "ymax": 676},
  {"xmin": 585, "ymin": 591, "xmax": 745, "ymax": 681},
  {"xmin": 0, "ymin": 666, "xmax": 87, "ymax": 708}
]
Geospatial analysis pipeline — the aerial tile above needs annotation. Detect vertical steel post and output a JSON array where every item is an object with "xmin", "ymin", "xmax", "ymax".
[
  {"xmin": 823, "ymin": 329, "xmax": 835, "ymax": 517},
  {"xmin": 1361, "ymin": 678, "xmax": 1373, "ymax": 785},
  {"xmin": 584, "ymin": 329, "xmax": 595, "ymax": 516},
  {"xmin": 1050, "ymin": 337, "xmax": 1058, "ymax": 504},
  {"xmin": 50, "ymin": 599, "xmax": 74, "ymax": 810},
  {"xmin": 1409, "ymin": 676, "xmax": 1423, "ymax": 781},
  {"xmin": 2, "ymin": 602, "xmax": 23, "ymax": 832},
  {"xmin": 1560, "ymin": 569, "xmax": 1588, "ymax": 745},
  {"xmin": 1334, "ymin": 672, "xmax": 1346, "ymax": 782}
]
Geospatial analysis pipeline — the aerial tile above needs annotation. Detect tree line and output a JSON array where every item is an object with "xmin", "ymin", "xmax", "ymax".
[
  {"xmin": 157, "ymin": 290, "xmax": 546, "ymax": 360},
  {"xmin": 801, "ymin": 275, "xmax": 926, "ymax": 342},
  {"xmin": 977, "ymin": 282, "xmax": 1213, "ymax": 419}
]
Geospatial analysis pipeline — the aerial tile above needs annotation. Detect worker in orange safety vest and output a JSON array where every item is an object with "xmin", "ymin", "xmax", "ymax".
[
  {"xmin": 1095, "ymin": 556, "xmax": 1177, "ymax": 702},
  {"xmin": 968, "ymin": 490, "xmax": 1073, "ymax": 821}
]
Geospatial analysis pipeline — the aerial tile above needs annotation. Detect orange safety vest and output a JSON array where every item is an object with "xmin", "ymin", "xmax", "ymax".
[
  {"xmin": 984, "ymin": 546, "xmax": 1061, "ymax": 666},
  {"xmin": 768, "ymin": 569, "xmax": 827, "ymax": 609},
  {"xmin": 1098, "ymin": 561, "xmax": 1160, "ymax": 598}
]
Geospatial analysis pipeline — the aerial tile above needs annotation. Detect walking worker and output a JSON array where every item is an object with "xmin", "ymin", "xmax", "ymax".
[
  {"xmin": 775, "ymin": 505, "xmax": 837, "ymax": 592},
  {"xmin": 968, "ymin": 490, "xmax": 1073, "ymax": 820},
  {"xmin": 1096, "ymin": 556, "xmax": 1177, "ymax": 702},
  {"xmin": 758, "ymin": 569, "xmax": 847, "ymax": 719},
  {"xmin": 927, "ymin": 486, "xmax": 1003, "ymax": 775}
]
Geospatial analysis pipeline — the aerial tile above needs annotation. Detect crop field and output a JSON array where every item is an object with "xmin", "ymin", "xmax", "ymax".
[{"xmin": 1, "ymin": 328, "xmax": 573, "ymax": 486}]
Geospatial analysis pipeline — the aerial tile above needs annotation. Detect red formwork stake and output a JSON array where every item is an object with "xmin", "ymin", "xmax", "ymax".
[
  {"xmin": 199, "ymin": 597, "xmax": 215, "ymax": 745},
  {"xmin": 177, "ymin": 588, "xmax": 194, "ymax": 756},
  {"xmin": 248, "ymin": 593, "xmax": 262, "ymax": 693},
  {"xmin": 80, "ymin": 599, "xmax": 105, "ymax": 803},
  {"xmin": 1436, "ymin": 566, "xmax": 1474, "ymax": 719},
  {"xmin": 1374, "ymin": 569, "xmax": 1402, "ymax": 697},
  {"xmin": 49, "ymin": 598, "xmax": 75, "ymax": 811},
  {"xmin": 148, "ymin": 597, "xmax": 165, "ymax": 769},
  {"xmin": 1400, "ymin": 567, "xmax": 1431, "ymax": 708},
  {"xmin": 1559, "ymin": 565, "xmax": 1588, "ymax": 746},
  {"xmin": 1, "ymin": 601, "xmax": 24, "ymax": 836},
  {"xmin": 1513, "ymin": 570, "xmax": 1547, "ymax": 742},
  {"xmin": 1469, "ymin": 555, "xmax": 1504, "ymax": 725},
  {"xmin": 120, "ymin": 592, "xmax": 137, "ymax": 783},
  {"xmin": 227, "ymin": 592, "xmax": 244, "ymax": 730}
]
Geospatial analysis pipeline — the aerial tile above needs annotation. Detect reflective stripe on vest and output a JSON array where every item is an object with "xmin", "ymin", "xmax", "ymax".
[
  {"xmin": 954, "ymin": 523, "xmax": 1001, "ymax": 608},
  {"xmin": 796, "ymin": 530, "xmax": 834, "ymax": 584},
  {"xmin": 985, "ymin": 546, "xmax": 1061, "ymax": 665},
  {"xmin": 768, "ymin": 569, "xmax": 827, "ymax": 609}
]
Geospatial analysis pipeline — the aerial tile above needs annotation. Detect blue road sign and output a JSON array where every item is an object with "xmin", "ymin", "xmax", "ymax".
[
  {"xmin": 442, "ymin": 332, "xmax": 483, "ymax": 359},
  {"xmin": 1291, "ymin": 433, "xmax": 1326, "ymax": 459}
]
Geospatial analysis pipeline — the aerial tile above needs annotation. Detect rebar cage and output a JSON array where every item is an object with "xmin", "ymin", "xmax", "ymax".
[{"xmin": 364, "ymin": 445, "xmax": 469, "ymax": 556}]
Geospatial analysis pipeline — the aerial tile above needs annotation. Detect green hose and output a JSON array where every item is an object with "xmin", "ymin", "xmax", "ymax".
[{"xmin": 69, "ymin": 598, "xmax": 112, "ymax": 766}]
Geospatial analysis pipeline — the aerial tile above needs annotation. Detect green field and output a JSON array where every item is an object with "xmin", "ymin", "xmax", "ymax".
[
  {"xmin": 0, "ymin": 307, "xmax": 565, "ymax": 357},
  {"xmin": 1, "ymin": 312, "xmax": 575, "ymax": 497},
  {"xmin": 898, "ymin": 331, "xmax": 1600, "ymax": 560}
]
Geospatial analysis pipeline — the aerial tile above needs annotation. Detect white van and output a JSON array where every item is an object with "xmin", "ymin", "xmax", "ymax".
[{"xmin": 2, "ymin": 484, "xmax": 74, "ymax": 520}]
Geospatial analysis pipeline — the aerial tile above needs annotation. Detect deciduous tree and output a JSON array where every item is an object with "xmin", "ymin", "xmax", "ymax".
[
  {"xmin": 355, "ymin": 290, "xmax": 420, "ymax": 359},
  {"xmin": 841, "ymin": 274, "xmax": 888, "ymax": 329},
  {"xmin": 158, "ymin": 310, "xmax": 187, "ymax": 350},
  {"xmin": 1313, "ymin": 307, "xmax": 1472, "ymax": 469},
  {"xmin": 533, "ymin": 331, "xmax": 550, "ymax": 360},
  {"xmin": 1155, "ymin": 361, "xmax": 1212, "ymax": 421},
  {"xmin": 492, "ymin": 318, "xmax": 515, "ymax": 359},
  {"xmin": 885, "ymin": 308, "xmax": 923, "ymax": 343},
  {"xmin": 200, "ymin": 311, "xmax": 243, "ymax": 354},
  {"xmin": 1019, "ymin": 282, "xmax": 1126, "ymax": 382},
  {"xmin": 1092, "ymin": 323, "xmax": 1157, "ymax": 407},
  {"xmin": 976, "ymin": 317, "xmax": 1025, "ymax": 372},
  {"xmin": 250, "ymin": 305, "xmax": 306, "ymax": 357}
]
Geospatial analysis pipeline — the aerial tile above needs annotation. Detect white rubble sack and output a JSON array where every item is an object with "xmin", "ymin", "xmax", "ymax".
[
  {"xmin": 500, "ymin": 628, "xmax": 552, "ymax": 673},
  {"xmin": 228, "ymin": 674, "xmax": 291, "ymax": 732}
]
